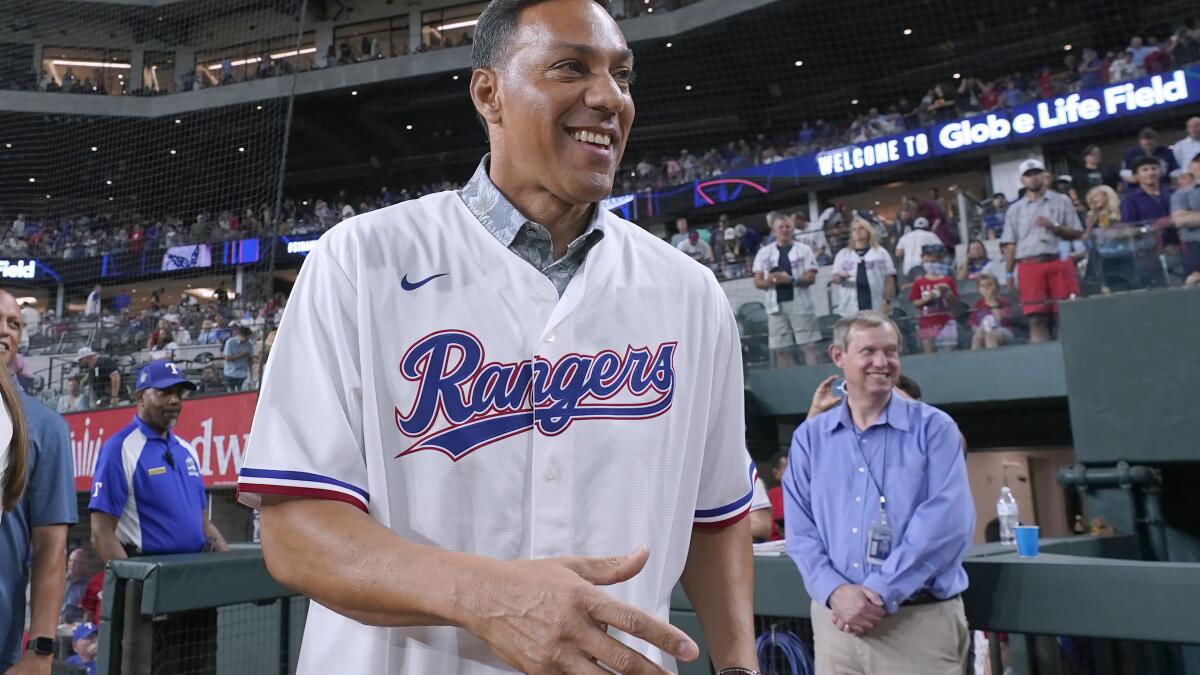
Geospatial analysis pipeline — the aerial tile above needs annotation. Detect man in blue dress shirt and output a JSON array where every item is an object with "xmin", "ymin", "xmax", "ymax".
[{"xmin": 783, "ymin": 310, "xmax": 974, "ymax": 674}]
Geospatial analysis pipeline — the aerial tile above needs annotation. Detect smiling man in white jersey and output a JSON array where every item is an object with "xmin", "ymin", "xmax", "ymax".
[{"xmin": 235, "ymin": 1, "xmax": 759, "ymax": 674}]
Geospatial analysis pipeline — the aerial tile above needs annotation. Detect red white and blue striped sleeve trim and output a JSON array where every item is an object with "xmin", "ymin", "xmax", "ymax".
[
  {"xmin": 237, "ymin": 468, "xmax": 369, "ymax": 513},
  {"xmin": 693, "ymin": 462, "xmax": 756, "ymax": 529}
]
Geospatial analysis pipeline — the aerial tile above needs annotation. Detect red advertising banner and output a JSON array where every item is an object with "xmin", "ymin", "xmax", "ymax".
[{"xmin": 65, "ymin": 391, "xmax": 259, "ymax": 492}]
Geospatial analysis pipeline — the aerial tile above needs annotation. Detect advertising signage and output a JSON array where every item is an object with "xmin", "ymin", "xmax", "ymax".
[{"xmin": 812, "ymin": 68, "xmax": 1196, "ymax": 179}]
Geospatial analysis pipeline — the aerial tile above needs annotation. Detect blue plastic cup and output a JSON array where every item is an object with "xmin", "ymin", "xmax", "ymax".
[{"xmin": 1014, "ymin": 525, "xmax": 1040, "ymax": 557}]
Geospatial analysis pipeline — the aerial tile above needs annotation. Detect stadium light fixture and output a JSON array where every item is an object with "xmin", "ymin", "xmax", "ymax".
[
  {"xmin": 794, "ymin": 60, "xmax": 803, "ymax": 67},
  {"xmin": 174, "ymin": 118, "xmax": 182, "ymax": 124},
  {"xmin": 27, "ymin": 178, "xmax": 35, "ymax": 183},
  {"xmin": 351, "ymin": 90, "xmax": 358, "ymax": 96},
  {"xmin": 90, "ymin": 146, "xmax": 98, "ymax": 151},
  {"xmin": 105, "ymin": 180, "xmax": 112, "ymax": 185},
  {"xmin": 685, "ymin": 85, "xmax": 693, "ymax": 91},
  {"xmin": 239, "ymin": 147, "xmax": 246, "ymax": 152},
  {"xmin": 903, "ymin": 28, "xmax": 913, "ymax": 35},
  {"xmin": 169, "ymin": 149, "xmax": 177, "ymax": 155},
  {"xmin": 51, "ymin": 59, "xmax": 130, "ymax": 69},
  {"xmin": 4, "ymin": 143, "xmax": 11, "ymax": 148},
  {"xmin": 256, "ymin": 105, "xmax": 263, "ymax": 110},
  {"xmin": 666, "ymin": 42, "xmax": 673, "ymax": 48},
  {"xmin": 406, "ymin": 124, "xmax": 413, "ymax": 130},
  {"xmin": 270, "ymin": 47, "xmax": 317, "ymax": 60},
  {"xmin": 452, "ymin": 75, "xmax": 460, "ymax": 80},
  {"xmin": 1063, "ymin": 44, "xmax": 1072, "ymax": 51},
  {"xmin": 437, "ymin": 19, "xmax": 478, "ymax": 31},
  {"xmin": 851, "ymin": 99, "xmax": 859, "ymax": 105},
  {"xmin": 953, "ymin": 73, "xmax": 961, "ymax": 79},
  {"xmin": 45, "ymin": 195, "xmax": 50, "ymax": 199}
]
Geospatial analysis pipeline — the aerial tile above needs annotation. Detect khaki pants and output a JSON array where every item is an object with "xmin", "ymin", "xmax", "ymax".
[{"xmin": 810, "ymin": 598, "xmax": 969, "ymax": 675}]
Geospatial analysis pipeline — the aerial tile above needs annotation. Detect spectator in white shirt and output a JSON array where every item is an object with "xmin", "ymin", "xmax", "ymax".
[
  {"xmin": 675, "ymin": 230, "xmax": 714, "ymax": 264},
  {"xmin": 1108, "ymin": 49, "xmax": 1138, "ymax": 82},
  {"xmin": 830, "ymin": 217, "xmax": 896, "ymax": 317},
  {"xmin": 56, "ymin": 377, "xmax": 89, "ymax": 414},
  {"xmin": 752, "ymin": 214, "xmax": 821, "ymax": 366},
  {"xmin": 1173, "ymin": 117, "xmax": 1200, "ymax": 177},
  {"xmin": 793, "ymin": 213, "xmax": 831, "ymax": 265},
  {"xmin": 894, "ymin": 217, "xmax": 943, "ymax": 278},
  {"xmin": 84, "ymin": 285, "xmax": 102, "ymax": 317}
]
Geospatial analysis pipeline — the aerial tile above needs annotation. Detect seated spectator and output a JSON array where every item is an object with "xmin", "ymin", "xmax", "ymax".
[
  {"xmin": 56, "ymin": 376, "xmax": 89, "ymax": 413},
  {"xmin": 59, "ymin": 548, "xmax": 96, "ymax": 624},
  {"xmin": 675, "ymin": 230, "xmax": 714, "ymax": 264},
  {"xmin": 909, "ymin": 244, "xmax": 959, "ymax": 353},
  {"xmin": 829, "ymin": 217, "xmax": 896, "ymax": 316},
  {"xmin": 1171, "ymin": 152, "xmax": 1200, "ymax": 278},
  {"xmin": 894, "ymin": 216, "xmax": 943, "ymax": 279},
  {"xmin": 198, "ymin": 365, "xmax": 226, "ymax": 394},
  {"xmin": 668, "ymin": 216, "xmax": 689, "ymax": 246},
  {"xmin": 1173, "ymin": 117, "xmax": 1200, "ymax": 178},
  {"xmin": 970, "ymin": 274, "xmax": 1017, "ymax": 350},
  {"xmin": 76, "ymin": 347, "xmax": 121, "ymax": 407},
  {"xmin": 1121, "ymin": 127, "xmax": 1180, "ymax": 188},
  {"xmin": 957, "ymin": 239, "xmax": 1006, "ymax": 282},
  {"xmin": 981, "ymin": 193, "xmax": 1009, "ymax": 240},
  {"xmin": 1128, "ymin": 36, "xmax": 1155, "ymax": 73},
  {"xmin": 64, "ymin": 622, "xmax": 98, "ymax": 673}
]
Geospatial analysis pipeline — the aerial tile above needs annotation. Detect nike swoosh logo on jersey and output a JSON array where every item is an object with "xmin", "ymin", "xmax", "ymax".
[{"xmin": 400, "ymin": 272, "xmax": 449, "ymax": 291}]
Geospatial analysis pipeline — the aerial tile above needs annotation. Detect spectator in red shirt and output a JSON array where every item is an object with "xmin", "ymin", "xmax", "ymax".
[
  {"xmin": 909, "ymin": 244, "xmax": 959, "ymax": 353},
  {"xmin": 970, "ymin": 274, "xmax": 1017, "ymax": 350},
  {"xmin": 1036, "ymin": 65, "xmax": 1057, "ymax": 99},
  {"xmin": 80, "ymin": 571, "xmax": 104, "ymax": 624},
  {"xmin": 128, "ymin": 224, "xmax": 145, "ymax": 254},
  {"xmin": 978, "ymin": 81, "xmax": 1001, "ymax": 111},
  {"xmin": 917, "ymin": 187, "xmax": 950, "ymax": 241}
]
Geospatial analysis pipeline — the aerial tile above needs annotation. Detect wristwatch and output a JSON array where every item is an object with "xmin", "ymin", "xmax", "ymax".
[{"xmin": 25, "ymin": 636, "xmax": 54, "ymax": 656}]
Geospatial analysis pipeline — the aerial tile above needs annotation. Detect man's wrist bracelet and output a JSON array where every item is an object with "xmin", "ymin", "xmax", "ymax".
[{"xmin": 718, "ymin": 668, "xmax": 761, "ymax": 675}]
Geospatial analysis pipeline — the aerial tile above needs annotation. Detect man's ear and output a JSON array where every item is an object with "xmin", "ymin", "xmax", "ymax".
[
  {"xmin": 470, "ymin": 68, "xmax": 503, "ymax": 127},
  {"xmin": 828, "ymin": 344, "xmax": 843, "ymax": 368}
]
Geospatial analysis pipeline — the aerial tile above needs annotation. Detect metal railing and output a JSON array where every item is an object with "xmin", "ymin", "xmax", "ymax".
[{"xmin": 83, "ymin": 535, "xmax": 1200, "ymax": 674}]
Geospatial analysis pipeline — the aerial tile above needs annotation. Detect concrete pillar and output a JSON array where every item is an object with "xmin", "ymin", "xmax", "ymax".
[
  {"xmin": 235, "ymin": 266, "xmax": 244, "ymax": 296},
  {"xmin": 408, "ymin": 10, "xmax": 423, "ymax": 53},
  {"xmin": 129, "ymin": 47, "xmax": 144, "ymax": 92},
  {"xmin": 30, "ymin": 41, "xmax": 43, "ymax": 76},
  {"xmin": 55, "ymin": 284, "xmax": 64, "ymax": 318},
  {"xmin": 315, "ymin": 22, "xmax": 334, "ymax": 66},
  {"xmin": 808, "ymin": 191, "xmax": 820, "ymax": 224}
]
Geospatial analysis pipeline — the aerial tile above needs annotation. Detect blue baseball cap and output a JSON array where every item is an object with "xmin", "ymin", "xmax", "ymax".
[
  {"xmin": 136, "ymin": 360, "xmax": 197, "ymax": 392},
  {"xmin": 73, "ymin": 622, "xmax": 98, "ymax": 641}
]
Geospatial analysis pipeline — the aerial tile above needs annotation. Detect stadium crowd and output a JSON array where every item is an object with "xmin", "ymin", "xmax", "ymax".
[{"xmin": 617, "ymin": 22, "xmax": 1200, "ymax": 193}]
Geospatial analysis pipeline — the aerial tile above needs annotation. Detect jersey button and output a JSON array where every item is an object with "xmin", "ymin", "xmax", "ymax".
[
  {"xmin": 543, "ymin": 466, "xmax": 560, "ymax": 481},
  {"xmin": 544, "ymin": 332, "xmax": 556, "ymax": 343},
  {"xmin": 851, "ymin": 527, "xmax": 859, "ymax": 534}
]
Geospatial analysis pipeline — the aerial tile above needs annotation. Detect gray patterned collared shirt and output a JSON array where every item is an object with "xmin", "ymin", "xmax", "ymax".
[{"xmin": 458, "ymin": 155, "xmax": 605, "ymax": 296}]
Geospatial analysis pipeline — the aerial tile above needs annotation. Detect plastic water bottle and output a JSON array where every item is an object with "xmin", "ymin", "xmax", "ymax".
[{"xmin": 997, "ymin": 486, "xmax": 1018, "ymax": 546}]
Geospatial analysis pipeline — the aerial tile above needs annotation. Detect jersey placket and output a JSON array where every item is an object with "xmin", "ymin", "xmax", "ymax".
[{"xmin": 527, "ymin": 248, "xmax": 595, "ymax": 559}]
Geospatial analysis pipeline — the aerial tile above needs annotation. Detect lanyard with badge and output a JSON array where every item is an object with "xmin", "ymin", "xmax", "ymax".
[{"xmin": 853, "ymin": 426, "xmax": 892, "ymax": 568}]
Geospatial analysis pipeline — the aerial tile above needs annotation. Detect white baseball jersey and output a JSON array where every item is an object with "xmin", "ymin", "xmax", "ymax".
[{"xmin": 237, "ymin": 191, "xmax": 754, "ymax": 674}]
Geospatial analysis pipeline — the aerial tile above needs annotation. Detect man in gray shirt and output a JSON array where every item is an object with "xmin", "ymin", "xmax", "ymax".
[
  {"xmin": 1000, "ymin": 159, "xmax": 1084, "ymax": 343},
  {"xmin": 1171, "ymin": 151, "xmax": 1200, "ymax": 279}
]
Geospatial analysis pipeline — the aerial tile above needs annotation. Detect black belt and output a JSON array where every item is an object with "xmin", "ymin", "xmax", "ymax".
[{"xmin": 902, "ymin": 591, "xmax": 958, "ymax": 607}]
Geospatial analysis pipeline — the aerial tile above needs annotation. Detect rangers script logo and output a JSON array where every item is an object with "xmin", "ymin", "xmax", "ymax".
[{"xmin": 395, "ymin": 330, "xmax": 676, "ymax": 460}]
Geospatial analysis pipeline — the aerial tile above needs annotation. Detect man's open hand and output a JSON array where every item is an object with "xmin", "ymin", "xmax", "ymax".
[
  {"xmin": 466, "ymin": 546, "xmax": 698, "ymax": 674},
  {"xmin": 828, "ymin": 584, "xmax": 886, "ymax": 636}
]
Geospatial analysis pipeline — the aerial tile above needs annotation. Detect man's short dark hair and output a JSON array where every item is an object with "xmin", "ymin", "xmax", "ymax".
[
  {"xmin": 1131, "ymin": 155, "xmax": 1160, "ymax": 172},
  {"xmin": 472, "ymin": 0, "xmax": 611, "ymax": 71},
  {"xmin": 897, "ymin": 374, "xmax": 922, "ymax": 400}
]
